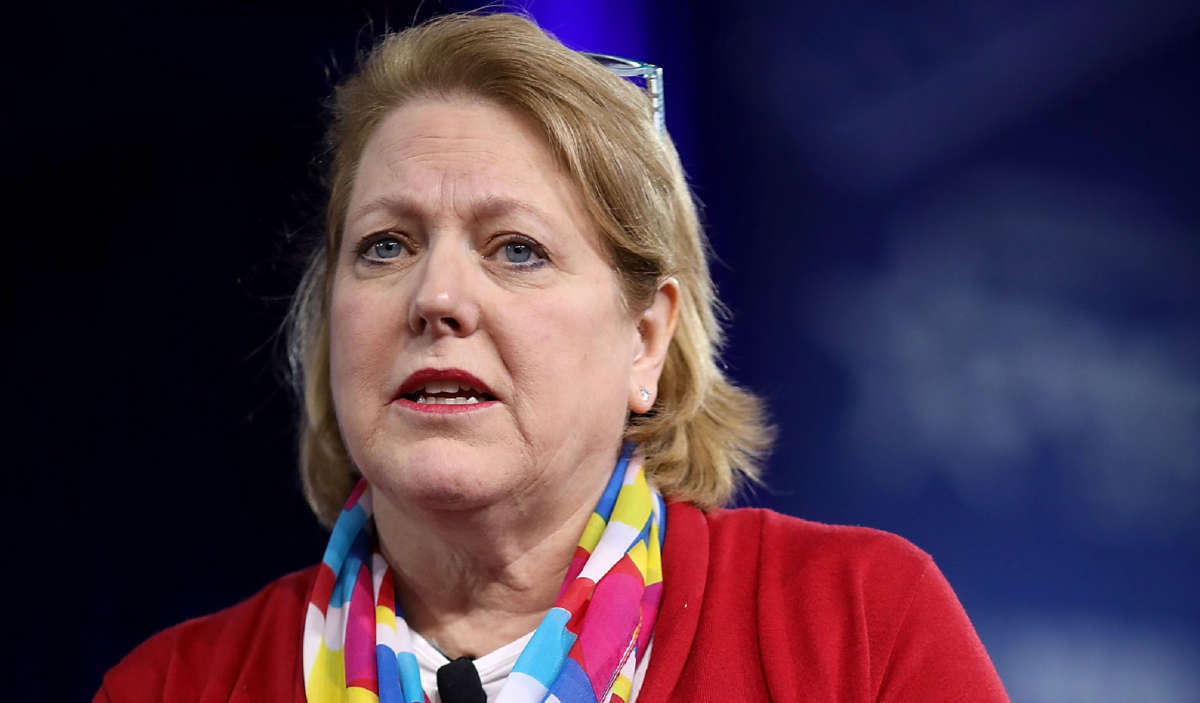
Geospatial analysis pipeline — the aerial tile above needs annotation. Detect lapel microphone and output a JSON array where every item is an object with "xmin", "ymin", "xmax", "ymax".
[{"xmin": 437, "ymin": 656, "xmax": 487, "ymax": 703}]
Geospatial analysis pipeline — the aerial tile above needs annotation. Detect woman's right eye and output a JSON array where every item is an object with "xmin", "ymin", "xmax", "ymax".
[{"xmin": 358, "ymin": 234, "xmax": 410, "ymax": 262}]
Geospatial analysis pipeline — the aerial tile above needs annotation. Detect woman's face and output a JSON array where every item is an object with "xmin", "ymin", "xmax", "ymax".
[{"xmin": 329, "ymin": 96, "xmax": 649, "ymax": 515}]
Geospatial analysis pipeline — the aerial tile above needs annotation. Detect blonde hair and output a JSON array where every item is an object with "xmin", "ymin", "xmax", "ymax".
[{"xmin": 288, "ymin": 11, "xmax": 773, "ymax": 527}]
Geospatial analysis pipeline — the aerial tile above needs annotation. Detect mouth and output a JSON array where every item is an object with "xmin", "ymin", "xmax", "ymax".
[{"xmin": 393, "ymin": 368, "xmax": 498, "ymax": 412}]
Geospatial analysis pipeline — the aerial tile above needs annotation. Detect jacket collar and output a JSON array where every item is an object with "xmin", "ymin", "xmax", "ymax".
[{"xmin": 636, "ymin": 500, "xmax": 710, "ymax": 701}]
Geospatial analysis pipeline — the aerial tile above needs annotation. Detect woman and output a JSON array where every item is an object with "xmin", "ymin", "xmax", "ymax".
[{"xmin": 95, "ymin": 11, "xmax": 1007, "ymax": 703}]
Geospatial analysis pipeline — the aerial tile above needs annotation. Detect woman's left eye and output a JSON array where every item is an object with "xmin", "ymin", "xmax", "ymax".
[
  {"xmin": 490, "ymin": 237, "xmax": 547, "ymax": 267},
  {"xmin": 504, "ymin": 242, "xmax": 533, "ymax": 263}
]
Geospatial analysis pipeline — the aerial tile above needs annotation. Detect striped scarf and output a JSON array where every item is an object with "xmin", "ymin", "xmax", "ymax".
[{"xmin": 303, "ymin": 445, "xmax": 666, "ymax": 703}]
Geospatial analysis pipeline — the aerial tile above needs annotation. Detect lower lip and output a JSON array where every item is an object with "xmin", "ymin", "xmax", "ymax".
[{"xmin": 393, "ymin": 398, "xmax": 499, "ymax": 415}]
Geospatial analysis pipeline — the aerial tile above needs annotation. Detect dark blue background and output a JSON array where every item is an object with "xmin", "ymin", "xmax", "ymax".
[{"xmin": 15, "ymin": 2, "xmax": 1196, "ymax": 701}]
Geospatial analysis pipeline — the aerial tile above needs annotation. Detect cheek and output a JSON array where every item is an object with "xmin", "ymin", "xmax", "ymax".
[
  {"xmin": 505, "ymin": 290, "xmax": 635, "ymax": 417},
  {"xmin": 329, "ymin": 281, "xmax": 398, "ymax": 408}
]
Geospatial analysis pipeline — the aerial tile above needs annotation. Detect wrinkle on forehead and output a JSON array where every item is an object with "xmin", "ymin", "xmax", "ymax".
[{"xmin": 345, "ymin": 97, "xmax": 587, "ymax": 235}]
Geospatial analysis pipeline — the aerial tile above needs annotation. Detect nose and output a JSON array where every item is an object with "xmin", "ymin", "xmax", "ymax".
[{"xmin": 407, "ymin": 238, "xmax": 481, "ymax": 338}]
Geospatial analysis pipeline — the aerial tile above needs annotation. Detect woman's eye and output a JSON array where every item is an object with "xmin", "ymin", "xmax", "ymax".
[
  {"xmin": 358, "ymin": 234, "xmax": 410, "ymax": 262},
  {"xmin": 372, "ymin": 239, "xmax": 405, "ymax": 259},
  {"xmin": 491, "ymin": 237, "xmax": 547, "ymax": 267},
  {"xmin": 504, "ymin": 242, "xmax": 533, "ymax": 263}
]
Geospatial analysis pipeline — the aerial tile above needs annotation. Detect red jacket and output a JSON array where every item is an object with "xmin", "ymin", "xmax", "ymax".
[{"xmin": 95, "ymin": 503, "xmax": 1008, "ymax": 702}]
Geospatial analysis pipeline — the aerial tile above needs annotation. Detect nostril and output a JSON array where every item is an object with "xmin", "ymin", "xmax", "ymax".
[{"xmin": 441, "ymin": 316, "xmax": 461, "ymax": 331}]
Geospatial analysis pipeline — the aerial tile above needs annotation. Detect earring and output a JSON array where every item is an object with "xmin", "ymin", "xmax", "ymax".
[{"xmin": 639, "ymin": 387, "xmax": 652, "ymax": 403}]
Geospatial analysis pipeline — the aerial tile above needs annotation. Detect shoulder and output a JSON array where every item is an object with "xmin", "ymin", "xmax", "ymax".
[
  {"xmin": 664, "ymin": 501, "xmax": 937, "ymax": 644},
  {"xmin": 95, "ymin": 566, "xmax": 317, "ymax": 703},
  {"xmin": 665, "ymin": 504, "xmax": 1007, "ymax": 701},
  {"xmin": 702, "ymin": 506, "xmax": 939, "ymax": 649},
  {"xmin": 700, "ymin": 505, "xmax": 934, "ymax": 589}
]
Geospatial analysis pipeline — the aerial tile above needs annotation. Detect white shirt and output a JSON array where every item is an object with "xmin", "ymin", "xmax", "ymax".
[{"xmin": 411, "ymin": 628, "xmax": 653, "ymax": 702}]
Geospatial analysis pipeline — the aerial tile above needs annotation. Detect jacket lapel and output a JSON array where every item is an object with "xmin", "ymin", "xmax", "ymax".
[{"xmin": 635, "ymin": 501, "xmax": 709, "ymax": 701}]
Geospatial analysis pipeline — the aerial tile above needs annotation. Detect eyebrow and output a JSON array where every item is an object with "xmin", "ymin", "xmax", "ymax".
[{"xmin": 346, "ymin": 193, "xmax": 559, "ymax": 231}]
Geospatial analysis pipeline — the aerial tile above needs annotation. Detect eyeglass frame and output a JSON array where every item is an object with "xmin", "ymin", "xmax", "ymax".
[{"xmin": 581, "ymin": 52, "xmax": 665, "ymax": 136}]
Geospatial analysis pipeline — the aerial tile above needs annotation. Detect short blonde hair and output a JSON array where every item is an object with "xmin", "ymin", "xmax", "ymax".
[{"xmin": 288, "ymin": 11, "xmax": 773, "ymax": 527}]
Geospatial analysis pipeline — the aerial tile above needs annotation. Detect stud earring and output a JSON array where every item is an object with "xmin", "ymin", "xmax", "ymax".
[{"xmin": 639, "ymin": 387, "xmax": 652, "ymax": 403}]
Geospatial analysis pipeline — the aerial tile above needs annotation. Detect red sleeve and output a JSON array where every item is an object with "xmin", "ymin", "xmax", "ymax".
[
  {"xmin": 874, "ymin": 558, "xmax": 1008, "ymax": 702},
  {"xmin": 95, "ymin": 626, "xmax": 187, "ymax": 702},
  {"xmin": 91, "ymin": 567, "xmax": 315, "ymax": 703},
  {"xmin": 753, "ymin": 510, "xmax": 1009, "ymax": 702}
]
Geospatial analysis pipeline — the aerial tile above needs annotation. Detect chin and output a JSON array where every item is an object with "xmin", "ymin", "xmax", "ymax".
[{"xmin": 361, "ymin": 437, "xmax": 518, "ymax": 511}]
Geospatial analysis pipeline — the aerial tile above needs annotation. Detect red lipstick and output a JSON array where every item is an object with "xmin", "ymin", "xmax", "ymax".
[{"xmin": 393, "ymin": 368, "xmax": 499, "ymax": 415}]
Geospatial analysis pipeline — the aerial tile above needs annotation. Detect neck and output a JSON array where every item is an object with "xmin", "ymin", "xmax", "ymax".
[{"xmin": 372, "ymin": 471, "xmax": 608, "ymax": 659}]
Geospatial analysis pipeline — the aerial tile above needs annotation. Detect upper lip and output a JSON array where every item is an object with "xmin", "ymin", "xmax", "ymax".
[{"xmin": 394, "ymin": 368, "xmax": 498, "ymax": 400}]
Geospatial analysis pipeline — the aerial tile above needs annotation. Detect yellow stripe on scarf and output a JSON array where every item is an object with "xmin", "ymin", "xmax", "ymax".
[
  {"xmin": 610, "ymin": 471, "xmax": 652, "ymax": 530},
  {"xmin": 579, "ymin": 512, "xmax": 608, "ymax": 552},
  {"xmin": 307, "ymin": 644, "xmax": 346, "ymax": 702}
]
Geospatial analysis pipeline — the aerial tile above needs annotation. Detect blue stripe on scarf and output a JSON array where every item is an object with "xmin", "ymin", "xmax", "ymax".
[
  {"xmin": 593, "ymin": 443, "xmax": 634, "ymax": 520},
  {"xmin": 511, "ymin": 606, "xmax": 576, "ymax": 686}
]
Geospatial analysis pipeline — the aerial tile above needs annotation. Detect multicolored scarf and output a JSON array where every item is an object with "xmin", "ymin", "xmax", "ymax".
[{"xmin": 303, "ymin": 445, "xmax": 666, "ymax": 703}]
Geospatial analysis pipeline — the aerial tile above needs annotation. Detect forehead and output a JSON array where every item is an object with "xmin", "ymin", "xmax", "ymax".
[{"xmin": 346, "ymin": 95, "xmax": 591, "ymax": 231}]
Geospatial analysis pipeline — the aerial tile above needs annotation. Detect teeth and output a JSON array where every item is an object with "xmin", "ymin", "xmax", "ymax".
[
  {"xmin": 418, "ymin": 380, "xmax": 483, "ymax": 396},
  {"xmin": 415, "ymin": 395, "xmax": 484, "ymax": 405}
]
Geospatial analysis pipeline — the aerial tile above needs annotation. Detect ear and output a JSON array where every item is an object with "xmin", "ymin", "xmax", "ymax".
[{"xmin": 629, "ymin": 277, "xmax": 680, "ymax": 414}]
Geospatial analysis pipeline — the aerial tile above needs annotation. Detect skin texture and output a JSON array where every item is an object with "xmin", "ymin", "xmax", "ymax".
[{"xmin": 328, "ymin": 95, "xmax": 678, "ymax": 657}]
